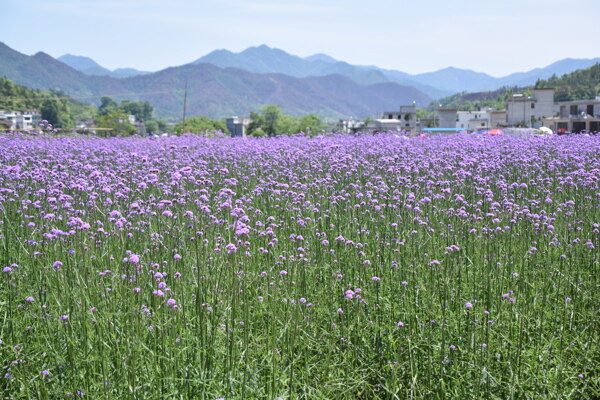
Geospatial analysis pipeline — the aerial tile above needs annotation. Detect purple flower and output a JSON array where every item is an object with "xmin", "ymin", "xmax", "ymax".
[
  {"xmin": 42, "ymin": 370, "xmax": 50, "ymax": 376},
  {"xmin": 25, "ymin": 296, "xmax": 35, "ymax": 302},
  {"xmin": 371, "ymin": 276, "xmax": 381, "ymax": 281},
  {"xmin": 60, "ymin": 315, "xmax": 69, "ymax": 321},
  {"xmin": 396, "ymin": 321, "xmax": 405, "ymax": 327},
  {"xmin": 129, "ymin": 254, "xmax": 140, "ymax": 264},
  {"xmin": 166, "ymin": 298, "xmax": 177, "ymax": 307},
  {"xmin": 465, "ymin": 302, "xmax": 473, "ymax": 309}
]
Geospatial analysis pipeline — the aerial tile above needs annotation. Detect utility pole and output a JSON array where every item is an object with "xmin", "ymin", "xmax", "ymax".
[{"xmin": 182, "ymin": 80, "xmax": 188, "ymax": 131}]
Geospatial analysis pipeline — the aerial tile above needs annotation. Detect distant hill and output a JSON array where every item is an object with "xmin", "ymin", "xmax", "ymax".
[
  {"xmin": 436, "ymin": 87, "xmax": 523, "ymax": 111},
  {"xmin": 0, "ymin": 42, "xmax": 431, "ymax": 120},
  {"xmin": 194, "ymin": 45, "xmax": 447, "ymax": 99},
  {"xmin": 435, "ymin": 62, "xmax": 600, "ymax": 110},
  {"xmin": 401, "ymin": 58, "xmax": 600, "ymax": 94},
  {"xmin": 193, "ymin": 45, "xmax": 390, "ymax": 86},
  {"xmin": 535, "ymin": 62, "xmax": 600, "ymax": 101},
  {"xmin": 304, "ymin": 53, "xmax": 337, "ymax": 64},
  {"xmin": 498, "ymin": 58, "xmax": 600, "ymax": 88},
  {"xmin": 115, "ymin": 63, "xmax": 431, "ymax": 119},
  {"xmin": 193, "ymin": 45, "xmax": 600, "ymax": 99},
  {"xmin": 58, "ymin": 54, "xmax": 151, "ymax": 78}
]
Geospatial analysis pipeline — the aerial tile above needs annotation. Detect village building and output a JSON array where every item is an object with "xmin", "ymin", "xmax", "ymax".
[
  {"xmin": 0, "ymin": 110, "xmax": 40, "ymax": 130},
  {"xmin": 226, "ymin": 116, "xmax": 251, "ymax": 137},
  {"xmin": 506, "ymin": 88, "xmax": 555, "ymax": 128},
  {"xmin": 377, "ymin": 104, "xmax": 417, "ymax": 131},
  {"xmin": 542, "ymin": 97, "xmax": 600, "ymax": 133}
]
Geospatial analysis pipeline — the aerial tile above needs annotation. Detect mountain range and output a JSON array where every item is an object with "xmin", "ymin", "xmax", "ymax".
[
  {"xmin": 0, "ymin": 42, "xmax": 430, "ymax": 119},
  {"xmin": 193, "ymin": 46, "xmax": 600, "ymax": 96},
  {"xmin": 57, "ymin": 54, "xmax": 150, "ymax": 78},
  {"xmin": 1, "ymin": 41, "xmax": 599, "ymax": 120}
]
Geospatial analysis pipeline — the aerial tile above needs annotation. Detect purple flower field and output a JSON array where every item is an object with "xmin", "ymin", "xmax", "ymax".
[{"xmin": 0, "ymin": 132, "xmax": 598, "ymax": 399}]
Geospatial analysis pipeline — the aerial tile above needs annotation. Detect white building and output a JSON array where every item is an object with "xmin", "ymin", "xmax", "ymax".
[
  {"xmin": 456, "ymin": 110, "xmax": 489, "ymax": 130},
  {"xmin": 338, "ymin": 119, "xmax": 365, "ymax": 133},
  {"xmin": 0, "ymin": 110, "xmax": 40, "ymax": 131},
  {"xmin": 455, "ymin": 109, "xmax": 507, "ymax": 130},
  {"xmin": 379, "ymin": 104, "xmax": 417, "ymax": 131}
]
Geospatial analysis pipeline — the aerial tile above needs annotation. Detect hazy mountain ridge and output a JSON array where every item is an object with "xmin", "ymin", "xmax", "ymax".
[
  {"xmin": 194, "ymin": 45, "xmax": 446, "ymax": 98},
  {"xmin": 58, "ymin": 54, "xmax": 151, "ymax": 78},
  {"xmin": 0, "ymin": 42, "xmax": 431, "ymax": 120},
  {"xmin": 194, "ymin": 45, "xmax": 391, "ymax": 86},
  {"xmin": 192, "ymin": 45, "xmax": 600, "ymax": 97},
  {"xmin": 2, "ymin": 42, "xmax": 598, "ymax": 120}
]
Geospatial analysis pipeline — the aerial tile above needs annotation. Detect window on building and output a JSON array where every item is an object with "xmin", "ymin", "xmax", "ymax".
[
  {"xmin": 570, "ymin": 105, "xmax": 578, "ymax": 116},
  {"xmin": 587, "ymin": 105, "xmax": 593, "ymax": 115},
  {"xmin": 397, "ymin": 115, "xmax": 402, "ymax": 119},
  {"xmin": 388, "ymin": 114, "xmax": 393, "ymax": 119},
  {"xmin": 531, "ymin": 103, "xmax": 535, "ymax": 109}
]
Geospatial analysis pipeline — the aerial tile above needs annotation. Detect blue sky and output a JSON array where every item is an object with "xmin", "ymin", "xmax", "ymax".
[{"xmin": 2, "ymin": 0, "xmax": 599, "ymax": 77}]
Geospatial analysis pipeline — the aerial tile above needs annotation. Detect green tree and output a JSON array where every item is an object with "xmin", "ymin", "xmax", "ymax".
[
  {"xmin": 156, "ymin": 120, "xmax": 168, "ymax": 132},
  {"xmin": 296, "ymin": 114, "xmax": 326, "ymax": 135},
  {"xmin": 120, "ymin": 100, "xmax": 153, "ymax": 122},
  {"xmin": 173, "ymin": 116, "xmax": 227, "ymax": 135},
  {"xmin": 41, "ymin": 99, "xmax": 71, "ymax": 129},
  {"xmin": 98, "ymin": 97, "xmax": 118, "ymax": 117},
  {"xmin": 96, "ymin": 110, "xmax": 136, "ymax": 136},
  {"xmin": 261, "ymin": 105, "xmax": 282, "ymax": 137},
  {"xmin": 144, "ymin": 120, "xmax": 159, "ymax": 134},
  {"xmin": 247, "ymin": 111, "xmax": 264, "ymax": 136},
  {"xmin": 275, "ymin": 114, "xmax": 298, "ymax": 135}
]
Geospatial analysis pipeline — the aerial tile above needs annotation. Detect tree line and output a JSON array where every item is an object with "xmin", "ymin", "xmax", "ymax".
[{"xmin": 1, "ymin": 77, "xmax": 329, "ymax": 136}]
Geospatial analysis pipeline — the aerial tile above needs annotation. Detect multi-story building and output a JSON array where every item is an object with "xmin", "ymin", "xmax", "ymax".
[
  {"xmin": 454, "ymin": 108, "xmax": 507, "ymax": 130},
  {"xmin": 542, "ymin": 97, "xmax": 600, "ymax": 133},
  {"xmin": 488, "ymin": 110, "xmax": 507, "ymax": 128},
  {"xmin": 506, "ymin": 88, "xmax": 555, "ymax": 127},
  {"xmin": 456, "ymin": 109, "xmax": 489, "ymax": 130},
  {"xmin": 437, "ymin": 108, "xmax": 458, "ymax": 128},
  {"xmin": 378, "ymin": 104, "xmax": 417, "ymax": 131},
  {"xmin": 226, "ymin": 116, "xmax": 251, "ymax": 137},
  {"xmin": 0, "ymin": 110, "xmax": 40, "ymax": 131}
]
